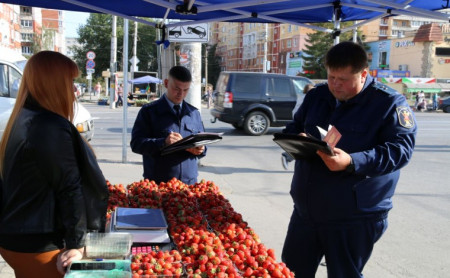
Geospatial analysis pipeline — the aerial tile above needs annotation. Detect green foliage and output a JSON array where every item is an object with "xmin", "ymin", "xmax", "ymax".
[
  {"xmin": 202, "ymin": 44, "xmax": 222, "ymax": 88},
  {"xmin": 300, "ymin": 23, "xmax": 367, "ymax": 79},
  {"xmin": 135, "ymin": 99, "xmax": 150, "ymax": 106},
  {"xmin": 71, "ymin": 14, "xmax": 158, "ymax": 79}
]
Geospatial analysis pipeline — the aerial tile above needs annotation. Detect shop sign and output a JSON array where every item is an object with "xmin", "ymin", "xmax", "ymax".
[
  {"xmin": 395, "ymin": 40, "xmax": 415, "ymax": 48},
  {"xmin": 438, "ymin": 58, "xmax": 450, "ymax": 64}
]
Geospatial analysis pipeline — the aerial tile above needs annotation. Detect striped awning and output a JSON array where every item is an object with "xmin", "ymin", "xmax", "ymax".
[{"xmin": 404, "ymin": 83, "xmax": 450, "ymax": 93}]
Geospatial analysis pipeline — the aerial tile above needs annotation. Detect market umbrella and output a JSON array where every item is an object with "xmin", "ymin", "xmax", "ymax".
[{"xmin": 128, "ymin": 75, "xmax": 162, "ymax": 84}]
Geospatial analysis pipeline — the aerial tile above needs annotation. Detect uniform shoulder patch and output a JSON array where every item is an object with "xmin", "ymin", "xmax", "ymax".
[
  {"xmin": 396, "ymin": 106, "xmax": 415, "ymax": 128},
  {"xmin": 373, "ymin": 82, "xmax": 397, "ymax": 95}
]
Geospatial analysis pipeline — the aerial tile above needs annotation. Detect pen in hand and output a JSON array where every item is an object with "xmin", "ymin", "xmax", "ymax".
[{"xmin": 165, "ymin": 130, "xmax": 182, "ymax": 145}]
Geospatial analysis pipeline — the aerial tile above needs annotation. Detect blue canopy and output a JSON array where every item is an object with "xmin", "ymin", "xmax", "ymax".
[
  {"xmin": 128, "ymin": 75, "xmax": 162, "ymax": 84},
  {"xmin": 3, "ymin": 1, "xmax": 449, "ymax": 34}
]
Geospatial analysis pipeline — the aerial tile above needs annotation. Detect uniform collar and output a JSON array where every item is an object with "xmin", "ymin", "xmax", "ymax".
[{"xmin": 164, "ymin": 94, "xmax": 183, "ymax": 111}]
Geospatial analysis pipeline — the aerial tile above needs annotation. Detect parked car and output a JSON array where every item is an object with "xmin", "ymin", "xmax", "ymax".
[
  {"xmin": 438, "ymin": 96, "xmax": 450, "ymax": 113},
  {"xmin": 210, "ymin": 72, "xmax": 314, "ymax": 136},
  {"xmin": 0, "ymin": 57, "xmax": 94, "ymax": 141}
]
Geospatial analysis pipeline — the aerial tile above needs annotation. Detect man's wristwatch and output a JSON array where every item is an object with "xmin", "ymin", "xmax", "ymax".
[{"xmin": 345, "ymin": 157, "xmax": 355, "ymax": 173}]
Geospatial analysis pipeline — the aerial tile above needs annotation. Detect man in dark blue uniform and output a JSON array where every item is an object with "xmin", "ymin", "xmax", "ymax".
[
  {"xmin": 131, "ymin": 66, "xmax": 206, "ymax": 185},
  {"xmin": 281, "ymin": 42, "xmax": 417, "ymax": 278}
]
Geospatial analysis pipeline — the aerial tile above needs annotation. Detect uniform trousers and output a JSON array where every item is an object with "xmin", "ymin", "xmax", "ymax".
[
  {"xmin": 0, "ymin": 247, "xmax": 63, "ymax": 278},
  {"xmin": 281, "ymin": 209, "xmax": 388, "ymax": 278}
]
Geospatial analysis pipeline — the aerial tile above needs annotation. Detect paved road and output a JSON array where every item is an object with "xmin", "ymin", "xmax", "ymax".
[{"xmin": 1, "ymin": 101, "xmax": 449, "ymax": 277}]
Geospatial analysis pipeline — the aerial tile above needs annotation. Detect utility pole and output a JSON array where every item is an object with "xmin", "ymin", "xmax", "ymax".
[{"xmin": 110, "ymin": 15, "xmax": 117, "ymax": 109}]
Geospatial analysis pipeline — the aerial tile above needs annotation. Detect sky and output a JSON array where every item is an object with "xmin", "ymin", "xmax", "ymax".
[{"xmin": 64, "ymin": 11, "xmax": 90, "ymax": 37}]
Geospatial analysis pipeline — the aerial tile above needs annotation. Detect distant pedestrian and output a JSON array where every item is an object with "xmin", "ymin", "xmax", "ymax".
[
  {"xmin": 432, "ymin": 93, "xmax": 438, "ymax": 110},
  {"xmin": 207, "ymin": 85, "xmax": 213, "ymax": 109},
  {"xmin": 94, "ymin": 82, "xmax": 101, "ymax": 96}
]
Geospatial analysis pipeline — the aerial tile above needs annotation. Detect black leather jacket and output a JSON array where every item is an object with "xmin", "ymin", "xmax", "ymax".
[{"xmin": 0, "ymin": 101, "xmax": 108, "ymax": 251}]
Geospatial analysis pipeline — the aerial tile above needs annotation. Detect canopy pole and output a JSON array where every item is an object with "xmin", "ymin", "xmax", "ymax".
[
  {"xmin": 122, "ymin": 19, "xmax": 129, "ymax": 163},
  {"xmin": 333, "ymin": 2, "xmax": 342, "ymax": 45}
]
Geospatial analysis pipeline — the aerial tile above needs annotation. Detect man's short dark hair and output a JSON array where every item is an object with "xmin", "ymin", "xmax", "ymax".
[
  {"xmin": 169, "ymin": 66, "xmax": 192, "ymax": 82},
  {"xmin": 325, "ymin": 41, "xmax": 368, "ymax": 73}
]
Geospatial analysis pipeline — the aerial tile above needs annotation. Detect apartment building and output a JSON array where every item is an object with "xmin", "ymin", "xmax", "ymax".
[
  {"xmin": 212, "ymin": 22, "xmax": 313, "ymax": 75},
  {"xmin": 0, "ymin": 4, "xmax": 21, "ymax": 51},
  {"xmin": 41, "ymin": 9, "xmax": 64, "ymax": 53},
  {"xmin": 1, "ymin": 4, "xmax": 66, "ymax": 57},
  {"xmin": 19, "ymin": 5, "xmax": 41, "ymax": 56}
]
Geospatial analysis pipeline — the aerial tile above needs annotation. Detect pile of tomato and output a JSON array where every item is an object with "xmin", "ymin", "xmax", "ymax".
[{"xmin": 107, "ymin": 178, "xmax": 294, "ymax": 278}]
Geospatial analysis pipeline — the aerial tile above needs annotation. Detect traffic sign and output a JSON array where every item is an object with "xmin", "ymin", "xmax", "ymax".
[
  {"xmin": 86, "ymin": 51, "xmax": 96, "ymax": 60},
  {"xmin": 168, "ymin": 23, "xmax": 209, "ymax": 42},
  {"xmin": 87, "ymin": 68, "xmax": 95, "ymax": 74},
  {"xmin": 86, "ymin": 60, "xmax": 95, "ymax": 69}
]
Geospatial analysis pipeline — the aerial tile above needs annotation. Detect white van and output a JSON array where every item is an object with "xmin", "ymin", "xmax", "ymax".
[{"xmin": 0, "ymin": 49, "xmax": 94, "ymax": 140}]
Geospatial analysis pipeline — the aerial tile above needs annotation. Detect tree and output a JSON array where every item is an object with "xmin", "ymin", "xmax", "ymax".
[
  {"xmin": 71, "ymin": 14, "xmax": 157, "ymax": 79},
  {"xmin": 202, "ymin": 43, "xmax": 222, "ymax": 89},
  {"xmin": 301, "ymin": 23, "xmax": 367, "ymax": 79}
]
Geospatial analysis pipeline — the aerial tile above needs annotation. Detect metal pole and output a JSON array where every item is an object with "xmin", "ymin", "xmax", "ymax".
[
  {"xmin": 204, "ymin": 46, "xmax": 208, "ymax": 99},
  {"xmin": 263, "ymin": 23, "xmax": 268, "ymax": 73},
  {"xmin": 352, "ymin": 21, "xmax": 358, "ymax": 42},
  {"xmin": 132, "ymin": 21, "xmax": 138, "ymax": 72},
  {"xmin": 122, "ymin": 19, "xmax": 129, "ymax": 163},
  {"xmin": 156, "ymin": 28, "xmax": 162, "ymax": 97},
  {"xmin": 110, "ymin": 15, "xmax": 117, "ymax": 109}
]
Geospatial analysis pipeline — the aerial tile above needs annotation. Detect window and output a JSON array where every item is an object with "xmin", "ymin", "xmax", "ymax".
[
  {"xmin": 0, "ymin": 64, "xmax": 21, "ymax": 98},
  {"xmin": 288, "ymin": 25, "xmax": 292, "ymax": 32},
  {"xmin": 0, "ymin": 65, "xmax": 9, "ymax": 97},
  {"xmin": 9, "ymin": 66, "xmax": 21, "ymax": 98},
  {"xmin": 22, "ymin": 46, "xmax": 32, "ymax": 54},
  {"xmin": 287, "ymin": 40, "xmax": 291, "ymax": 48},
  {"xmin": 21, "ymin": 20, "xmax": 32, "ymax": 27},
  {"xmin": 267, "ymin": 78, "xmax": 291, "ymax": 97},
  {"xmin": 20, "ymin": 6, "xmax": 31, "ymax": 14},
  {"xmin": 379, "ymin": 51, "xmax": 387, "ymax": 68},
  {"xmin": 380, "ymin": 29, "xmax": 387, "ymax": 35},
  {"xmin": 292, "ymin": 79, "xmax": 309, "ymax": 95},
  {"xmin": 21, "ymin": 33, "xmax": 33, "ymax": 41},
  {"xmin": 293, "ymin": 38, "xmax": 298, "ymax": 47},
  {"xmin": 235, "ymin": 75, "xmax": 262, "ymax": 96},
  {"xmin": 435, "ymin": 47, "xmax": 450, "ymax": 56}
]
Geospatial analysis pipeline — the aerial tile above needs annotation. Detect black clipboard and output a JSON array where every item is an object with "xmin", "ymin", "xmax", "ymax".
[
  {"xmin": 160, "ymin": 132, "xmax": 223, "ymax": 156},
  {"xmin": 273, "ymin": 132, "xmax": 334, "ymax": 160}
]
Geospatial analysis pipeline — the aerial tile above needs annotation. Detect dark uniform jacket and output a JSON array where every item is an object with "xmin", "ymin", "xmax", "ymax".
[
  {"xmin": 131, "ymin": 95, "xmax": 206, "ymax": 185},
  {"xmin": 283, "ymin": 75, "xmax": 417, "ymax": 222},
  {"xmin": 0, "ymin": 99, "xmax": 108, "ymax": 252}
]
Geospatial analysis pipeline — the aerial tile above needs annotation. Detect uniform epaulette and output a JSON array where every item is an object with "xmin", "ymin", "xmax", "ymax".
[{"xmin": 372, "ymin": 82, "xmax": 397, "ymax": 95}]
